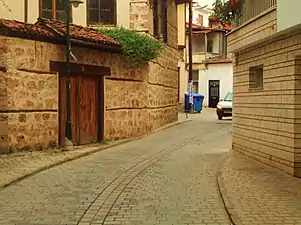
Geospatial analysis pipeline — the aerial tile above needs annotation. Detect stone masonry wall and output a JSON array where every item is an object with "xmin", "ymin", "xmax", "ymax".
[
  {"xmin": 232, "ymin": 28, "xmax": 301, "ymax": 177},
  {"xmin": 0, "ymin": 33, "xmax": 179, "ymax": 151}
]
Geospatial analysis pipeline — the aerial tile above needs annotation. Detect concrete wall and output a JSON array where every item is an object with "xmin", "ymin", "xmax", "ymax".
[
  {"xmin": 227, "ymin": 9, "xmax": 277, "ymax": 53},
  {"xmin": 232, "ymin": 30, "xmax": 301, "ymax": 177},
  {"xmin": 198, "ymin": 63, "xmax": 233, "ymax": 106}
]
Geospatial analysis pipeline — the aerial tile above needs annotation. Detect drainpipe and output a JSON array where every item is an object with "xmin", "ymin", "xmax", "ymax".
[
  {"xmin": 24, "ymin": 0, "xmax": 28, "ymax": 23},
  {"xmin": 188, "ymin": 0, "xmax": 193, "ymax": 113},
  {"xmin": 205, "ymin": 32, "xmax": 207, "ymax": 69}
]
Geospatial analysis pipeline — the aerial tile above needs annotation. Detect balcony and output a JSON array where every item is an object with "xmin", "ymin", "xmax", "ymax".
[
  {"xmin": 227, "ymin": 0, "xmax": 277, "ymax": 53},
  {"xmin": 233, "ymin": 0, "xmax": 277, "ymax": 29}
]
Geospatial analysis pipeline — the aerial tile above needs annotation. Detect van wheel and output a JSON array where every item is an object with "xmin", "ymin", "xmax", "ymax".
[{"xmin": 218, "ymin": 115, "xmax": 223, "ymax": 120}]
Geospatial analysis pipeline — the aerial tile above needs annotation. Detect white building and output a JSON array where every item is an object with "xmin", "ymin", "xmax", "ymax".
[
  {"xmin": 199, "ymin": 58, "xmax": 233, "ymax": 108},
  {"xmin": 183, "ymin": 4, "xmax": 233, "ymax": 108}
]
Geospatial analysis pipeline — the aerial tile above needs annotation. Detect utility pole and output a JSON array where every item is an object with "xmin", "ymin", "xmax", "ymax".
[
  {"xmin": 188, "ymin": 0, "xmax": 193, "ymax": 113},
  {"xmin": 65, "ymin": 0, "xmax": 72, "ymax": 148}
]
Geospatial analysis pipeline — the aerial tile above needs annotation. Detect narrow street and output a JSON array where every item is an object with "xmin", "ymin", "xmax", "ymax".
[{"xmin": 0, "ymin": 109, "xmax": 232, "ymax": 225}]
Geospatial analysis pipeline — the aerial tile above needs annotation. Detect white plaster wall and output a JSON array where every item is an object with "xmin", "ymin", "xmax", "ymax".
[
  {"xmin": 1, "ymin": 0, "xmax": 130, "ymax": 28},
  {"xmin": 0, "ymin": 0, "xmax": 24, "ymax": 22},
  {"xmin": 198, "ymin": 63, "xmax": 233, "ymax": 107},
  {"xmin": 277, "ymin": 0, "xmax": 301, "ymax": 32},
  {"xmin": 186, "ymin": 7, "xmax": 211, "ymax": 27},
  {"xmin": 118, "ymin": 0, "xmax": 130, "ymax": 28},
  {"xmin": 27, "ymin": 0, "xmax": 39, "ymax": 24}
]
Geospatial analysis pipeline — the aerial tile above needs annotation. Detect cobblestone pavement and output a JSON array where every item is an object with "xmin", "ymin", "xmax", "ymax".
[
  {"xmin": 0, "ymin": 114, "xmax": 189, "ymax": 188},
  {"xmin": 0, "ymin": 109, "xmax": 233, "ymax": 225},
  {"xmin": 219, "ymin": 151, "xmax": 301, "ymax": 225}
]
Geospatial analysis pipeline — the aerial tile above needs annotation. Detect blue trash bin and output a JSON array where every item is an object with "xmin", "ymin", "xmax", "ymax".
[
  {"xmin": 184, "ymin": 93, "xmax": 190, "ymax": 112},
  {"xmin": 193, "ymin": 94, "xmax": 204, "ymax": 113},
  {"xmin": 184, "ymin": 93, "xmax": 204, "ymax": 112}
]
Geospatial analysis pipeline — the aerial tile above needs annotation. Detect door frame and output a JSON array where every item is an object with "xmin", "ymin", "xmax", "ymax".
[
  {"xmin": 50, "ymin": 61, "xmax": 110, "ymax": 146},
  {"xmin": 208, "ymin": 80, "xmax": 220, "ymax": 108}
]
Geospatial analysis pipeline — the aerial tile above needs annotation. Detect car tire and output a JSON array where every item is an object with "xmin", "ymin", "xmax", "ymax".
[{"xmin": 218, "ymin": 115, "xmax": 223, "ymax": 120}]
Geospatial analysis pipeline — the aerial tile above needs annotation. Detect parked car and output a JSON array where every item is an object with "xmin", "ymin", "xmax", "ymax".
[{"xmin": 216, "ymin": 90, "xmax": 232, "ymax": 120}]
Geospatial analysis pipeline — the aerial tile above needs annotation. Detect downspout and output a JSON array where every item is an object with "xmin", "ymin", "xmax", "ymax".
[
  {"xmin": 204, "ymin": 32, "xmax": 207, "ymax": 70},
  {"xmin": 24, "ymin": 0, "xmax": 28, "ymax": 23},
  {"xmin": 224, "ymin": 31, "xmax": 228, "ymax": 58}
]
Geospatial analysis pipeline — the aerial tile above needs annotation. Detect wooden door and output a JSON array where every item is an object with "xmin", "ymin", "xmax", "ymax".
[
  {"xmin": 208, "ymin": 80, "xmax": 220, "ymax": 108},
  {"xmin": 59, "ymin": 75, "xmax": 79, "ymax": 146},
  {"xmin": 79, "ymin": 76, "xmax": 99, "ymax": 145}
]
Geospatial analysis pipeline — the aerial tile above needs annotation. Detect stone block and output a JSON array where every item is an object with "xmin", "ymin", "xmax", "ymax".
[{"xmin": 7, "ymin": 112, "xmax": 58, "ymax": 151}]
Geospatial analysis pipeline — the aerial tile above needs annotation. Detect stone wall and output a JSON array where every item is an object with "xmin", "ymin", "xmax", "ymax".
[
  {"xmin": 232, "ymin": 28, "xmax": 301, "ymax": 177},
  {"xmin": 0, "ymin": 33, "xmax": 179, "ymax": 152}
]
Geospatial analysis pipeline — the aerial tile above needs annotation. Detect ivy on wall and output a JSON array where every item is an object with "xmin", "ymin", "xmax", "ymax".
[{"xmin": 98, "ymin": 28, "xmax": 164, "ymax": 67}]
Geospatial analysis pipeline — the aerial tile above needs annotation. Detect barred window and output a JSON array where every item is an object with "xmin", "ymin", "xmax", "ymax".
[{"xmin": 88, "ymin": 0, "xmax": 116, "ymax": 25}]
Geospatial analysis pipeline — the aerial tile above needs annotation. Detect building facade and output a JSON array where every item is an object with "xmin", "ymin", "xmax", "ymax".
[
  {"xmin": 228, "ymin": 0, "xmax": 301, "ymax": 177},
  {"xmin": 183, "ymin": 5, "xmax": 233, "ymax": 108},
  {"xmin": 0, "ymin": 0, "xmax": 184, "ymax": 152}
]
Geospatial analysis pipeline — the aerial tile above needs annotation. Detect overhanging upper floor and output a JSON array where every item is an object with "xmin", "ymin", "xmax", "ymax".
[
  {"xmin": 227, "ymin": 0, "xmax": 277, "ymax": 53},
  {"xmin": 227, "ymin": 0, "xmax": 301, "ymax": 53}
]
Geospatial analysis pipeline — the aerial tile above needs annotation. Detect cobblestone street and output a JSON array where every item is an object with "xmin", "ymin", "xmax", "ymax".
[
  {"xmin": 1, "ymin": 109, "xmax": 301, "ymax": 225},
  {"xmin": 0, "ymin": 110, "xmax": 232, "ymax": 225}
]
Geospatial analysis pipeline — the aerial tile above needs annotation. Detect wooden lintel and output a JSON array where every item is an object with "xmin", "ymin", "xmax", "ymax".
[{"xmin": 50, "ymin": 61, "xmax": 111, "ymax": 76}]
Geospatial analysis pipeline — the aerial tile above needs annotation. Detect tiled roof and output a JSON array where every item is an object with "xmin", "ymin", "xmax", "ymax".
[
  {"xmin": 0, "ymin": 19, "xmax": 58, "ymax": 38},
  {"xmin": 0, "ymin": 18, "xmax": 120, "ymax": 47},
  {"xmin": 37, "ymin": 18, "xmax": 119, "ymax": 46}
]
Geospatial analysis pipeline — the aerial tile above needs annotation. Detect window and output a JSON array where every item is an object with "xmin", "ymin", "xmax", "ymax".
[
  {"xmin": 207, "ymin": 39, "xmax": 213, "ymax": 53},
  {"xmin": 40, "ymin": 0, "xmax": 67, "ymax": 22},
  {"xmin": 153, "ymin": 0, "xmax": 168, "ymax": 43},
  {"xmin": 88, "ymin": 0, "xmax": 116, "ymax": 25},
  {"xmin": 197, "ymin": 14, "xmax": 203, "ymax": 26},
  {"xmin": 249, "ymin": 65, "xmax": 264, "ymax": 89}
]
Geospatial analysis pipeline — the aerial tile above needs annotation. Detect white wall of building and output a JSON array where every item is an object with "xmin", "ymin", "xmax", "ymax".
[
  {"xmin": 0, "ymin": 0, "xmax": 130, "ymax": 28},
  {"xmin": 277, "ymin": 0, "xmax": 301, "ymax": 32},
  {"xmin": 198, "ymin": 63, "xmax": 233, "ymax": 107},
  {"xmin": 186, "ymin": 7, "xmax": 212, "ymax": 27}
]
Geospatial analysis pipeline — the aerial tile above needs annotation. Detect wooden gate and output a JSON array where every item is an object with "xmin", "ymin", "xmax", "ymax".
[
  {"xmin": 59, "ymin": 75, "xmax": 104, "ymax": 146},
  {"xmin": 51, "ymin": 61, "xmax": 109, "ymax": 147},
  {"xmin": 208, "ymin": 80, "xmax": 220, "ymax": 108}
]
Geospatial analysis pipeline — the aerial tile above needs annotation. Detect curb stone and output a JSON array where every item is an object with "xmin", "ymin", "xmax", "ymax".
[
  {"xmin": 0, "ymin": 119, "xmax": 192, "ymax": 190},
  {"xmin": 216, "ymin": 151, "xmax": 243, "ymax": 225}
]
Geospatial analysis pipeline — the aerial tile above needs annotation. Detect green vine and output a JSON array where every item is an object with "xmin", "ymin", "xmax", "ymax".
[
  {"xmin": 210, "ymin": 0, "xmax": 238, "ymax": 25},
  {"xmin": 98, "ymin": 27, "xmax": 164, "ymax": 67}
]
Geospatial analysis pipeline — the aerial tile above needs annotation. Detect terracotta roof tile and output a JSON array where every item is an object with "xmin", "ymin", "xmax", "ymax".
[
  {"xmin": 0, "ymin": 19, "xmax": 57, "ymax": 38},
  {"xmin": 36, "ymin": 18, "xmax": 119, "ymax": 46},
  {"xmin": 0, "ymin": 18, "xmax": 119, "ymax": 47}
]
